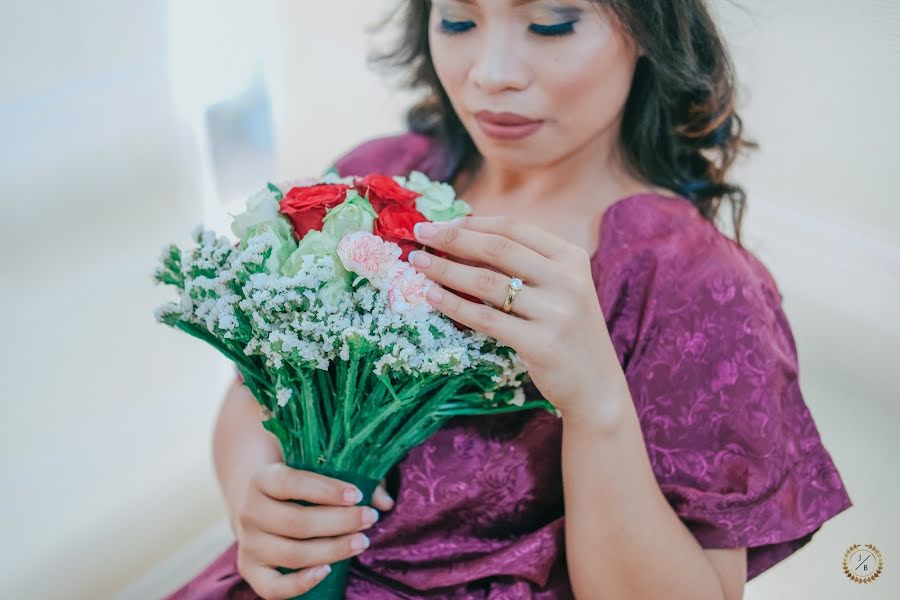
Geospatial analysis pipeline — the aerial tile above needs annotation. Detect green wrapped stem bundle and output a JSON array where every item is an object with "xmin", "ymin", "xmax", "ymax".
[
  {"xmin": 275, "ymin": 463, "xmax": 381, "ymax": 600},
  {"xmin": 232, "ymin": 346, "xmax": 553, "ymax": 600}
]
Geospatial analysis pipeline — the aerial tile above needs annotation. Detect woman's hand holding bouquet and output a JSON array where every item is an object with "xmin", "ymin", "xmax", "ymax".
[{"xmin": 233, "ymin": 461, "xmax": 393, "ymax": 600}]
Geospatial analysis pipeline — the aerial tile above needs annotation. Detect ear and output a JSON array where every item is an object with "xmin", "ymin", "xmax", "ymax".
[
  {"xmin": 625, "ymin": 33, "xmax": 645, "ymax": 59},
  {"xmin": 633, "ymin": 38, "xmax": 646, "ymax": 58}
]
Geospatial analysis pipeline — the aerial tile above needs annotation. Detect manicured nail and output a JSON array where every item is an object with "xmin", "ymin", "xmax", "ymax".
[
  {"xmin": 426, "ymin": 285, "xmax": 444, "ymax": 303},
  {"xmin": 344, "ymin": 487, "xmax": 363, "ymax": 503},
  {"xmin": 362, "ymin": 507, "xmax": 380, "ymax": 525},
  {"xmin": 409, "ymin": 251, "xmax": 431, "ymax": 268},
  {"xmin": 351, "ymin": 534, "xmax": 370, "ymax": 551},
  {"xmin": 414, "ymin": 222, "xmax": 437, "ymax": 239}
]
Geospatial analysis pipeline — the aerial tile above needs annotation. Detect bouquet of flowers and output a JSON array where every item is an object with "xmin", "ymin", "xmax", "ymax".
[{"xmin": 153, "ymin": 167, "xmax": 558, "ymax": 599}]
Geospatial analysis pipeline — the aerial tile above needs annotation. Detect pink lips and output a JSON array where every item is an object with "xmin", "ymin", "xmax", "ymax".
[{"xmin": 474, "ymin": 110, "xmax": 544, "ymax": 141}]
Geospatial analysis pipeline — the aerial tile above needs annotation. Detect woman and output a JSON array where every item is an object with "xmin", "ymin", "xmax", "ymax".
[{"xmin": 167, "ymin": 1, "xmax": 853, "ymax": 598}]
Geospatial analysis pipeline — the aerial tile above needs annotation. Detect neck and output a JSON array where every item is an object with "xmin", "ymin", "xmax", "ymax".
[{"xmin": 456, "ymin": 126, "xmax": 650, "ymax": 213}]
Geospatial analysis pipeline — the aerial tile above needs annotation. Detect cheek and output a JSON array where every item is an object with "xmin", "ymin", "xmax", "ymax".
[
  {"xmin": 543, "ymin": 28, "xmax": 636, "ymax": 132},
  {"xmin": 429, "ymin": 32, "xmax": 468, "ymax": 97},
  {"xmin": 430, "ymin": 43, "xmax": 454, "ymax": 87}
]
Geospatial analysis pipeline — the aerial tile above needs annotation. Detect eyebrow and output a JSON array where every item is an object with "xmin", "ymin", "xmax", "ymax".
[
  {"xmin": 445, "ymin": 0, "xmax": 585, "ymax": 14},
  {"xmin": 449, "ymin": 0, "xmax": 560, "ymax": 6}
]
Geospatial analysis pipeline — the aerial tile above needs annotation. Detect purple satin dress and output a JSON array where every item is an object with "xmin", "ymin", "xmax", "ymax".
[{"xmin": 165, "ymin": 131, "xmax": 853, "ymax": 599}]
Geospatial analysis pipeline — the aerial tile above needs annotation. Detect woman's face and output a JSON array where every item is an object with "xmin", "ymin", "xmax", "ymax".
[{"xmin": 428, "ymin": 0, "xmax": 641, "ymax": 171}]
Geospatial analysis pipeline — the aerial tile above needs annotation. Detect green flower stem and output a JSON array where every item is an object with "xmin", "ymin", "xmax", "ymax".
[
  {"xmin": 299, "ymin": 374, "xmax": 319, "ymax": 460},
  {"xmin": 347, "ymin": 353, "xmax": 374, "ymax": 434},
  {"xmin": 358, "ymin": 378, "xmax": 389, "ymax": 421},
  {"xmin": 172, "ymin": 326, "xmax": 547, "ymax": 482},
  {"xmin": 341, "ymin": 352, "xmax": 359, "ymax": 445},
  {"xmin": 313, "ymin": 369, "xmax": 333, "ymax": 439},
  {"xmin": 434, "ymin": 399, "xmax": 555, "ymax": 417},
  {"xmin": 368, "ymin": 379, "xmax": 465, "ymax": 470},
  {"xmin": 315, "ymin": 367, "xmax": 335, "ymax": 431},
  {"xmin": 365, "ymin": 375, "xmax": 445, "ymax": 455},
  {"xmin": 326, "ymin": 361, "xmax": 348, "ymax": 458},
  {"xmin": 349, "ymin": 374, "xmax": 450, "ymax": 474},
  {"xmin": 306, "ymin": 374, "xmax": 328, "ymax": 449},
  {"xmin": 340, "ymin": 401, "xmax": 405, "ymax": 459},
  {"xmin": 337, "ymin": 358, "xmax": 356, "ymax": 462},
  {"xmin": 279, "ymin": 402, "xmax": 299, "ymax": 463}
]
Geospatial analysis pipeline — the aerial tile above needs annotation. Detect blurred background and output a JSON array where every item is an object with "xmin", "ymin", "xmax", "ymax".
[{"xmin": 0, "ymin": 1, "xmax": 897, "ymax": 598}]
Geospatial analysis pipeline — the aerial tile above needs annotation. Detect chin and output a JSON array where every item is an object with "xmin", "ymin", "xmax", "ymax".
[{"xmin": 477, "ymin": 143, "xmax": 558, "ymax": 170}]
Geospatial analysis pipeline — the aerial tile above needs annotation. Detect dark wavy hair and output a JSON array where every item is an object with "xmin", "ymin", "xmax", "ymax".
[{"xmin": 367, "ymin": 0, "xmax": 758, "ymax": 248}]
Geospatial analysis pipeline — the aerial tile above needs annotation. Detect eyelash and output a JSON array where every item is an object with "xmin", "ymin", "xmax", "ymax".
[{"xmin": 438, "ymin": 18, "xmax": 577, "ymax": 37}]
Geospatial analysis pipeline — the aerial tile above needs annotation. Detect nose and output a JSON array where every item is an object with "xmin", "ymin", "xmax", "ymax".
[{"xmin": 469, "ymin": 25, "xmax": 529, "ymax": 94}]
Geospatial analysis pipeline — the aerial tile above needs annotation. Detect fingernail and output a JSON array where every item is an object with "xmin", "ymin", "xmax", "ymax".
[
  {"xmin": 409, "ymin": 250, "xmax": 431, "ymax": 268},
  {"xmin": 316, "ymin": 564, "xmax": 331, "ymax": 577},
  {"xmin": 414, "ymin": 222, "xmax": 437, "ymax": 239},
  {"xmin": 426, "ymin": 285, "xmax": 444, "ymax": 303},
  {"xmin": 344, "ymin": 487, "xmax": 363, "ymax": 503},
  {"xmin": 363, "ymin": 507, "xmax": 380, "ymax": 525},
  {"xmin": 351, "ymin": 534, "xmax": 370, "ymax": 551}
]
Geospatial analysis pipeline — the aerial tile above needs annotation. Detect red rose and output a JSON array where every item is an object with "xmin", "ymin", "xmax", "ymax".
[
  {"xmin": 355, "ymin": 174, "xmax": 420, "ymax": 213},
  {"xmin": 373, "ymin": 204, "xmax": 429, "ymax": 262},
  {"xmin": 279, "ymin": 183, "xmax": 350, "ymax": 240}
]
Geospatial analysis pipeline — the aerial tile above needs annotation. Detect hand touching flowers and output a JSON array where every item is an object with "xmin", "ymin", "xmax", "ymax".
[{"xmin": 408, "ymin": 216, "xmax": 624, "ymax": 420}]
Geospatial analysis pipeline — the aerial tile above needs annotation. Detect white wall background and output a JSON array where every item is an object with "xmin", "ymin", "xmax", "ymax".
[{"xmin": 0, "ymin": 1, "xmax": 896, "ymax": 598}]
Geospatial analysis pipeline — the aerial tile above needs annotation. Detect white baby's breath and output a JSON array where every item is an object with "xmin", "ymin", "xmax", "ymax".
[
  {"xmin": 275, "ymin": 385, "xmax": 293, "ymax": 408},
  {"xmin": 510, "ymin": 387, "xmax": 526, "ymax": 407},
  {"xmin": 156, "ymin": 196, "xmax": 529, "ymax": 407}
]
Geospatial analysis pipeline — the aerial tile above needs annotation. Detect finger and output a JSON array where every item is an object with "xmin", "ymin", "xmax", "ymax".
[
  {"xmin": 247, "ymin": 562, "xmax": 331, "ymax": 600},
  {"xmin": 413, "ymin": 220, "xmax": 551, "ymax": 285},
  {"xmin": 409, "ymin": 250, "xmax": 538, "ymax": 319},
  {"xmin": 250, "ymin": 497, "xmax": 380, "ymax": 539},
  {"xmin": 371, "ymin": 482, "xmax": 395, "ymax": 511},
  {"xmin": 424, "ymin": 283, "xmax": 527, "ymax": 349},
  {"xmin": 251, "ymin": 529, "xmax": 371, "ymax": 571},
  {"xmin": 257, "ymin": 463, "xmax": 363, "ymax": 506},
  {"xmin": 446, "ymin": 215, "xmax": 576, "ymax": 261}
]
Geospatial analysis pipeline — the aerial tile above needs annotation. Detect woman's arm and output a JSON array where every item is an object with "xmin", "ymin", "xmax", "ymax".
[
  {"xmin": 561, "ymin": 371, "xmax": 746, "ymax": 600},
  {"xmin": 212, "ymin": 377, "xmax": 284, "ymax": 536}
]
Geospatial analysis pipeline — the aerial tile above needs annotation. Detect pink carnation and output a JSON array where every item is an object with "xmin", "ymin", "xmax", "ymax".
[
  {"xmin": 337, "ymin": 231, "xmax": 402, "ymax": 288},
  {"xmin": 387, "ymin": 264, "xmax": 437, "ymax": 315}
]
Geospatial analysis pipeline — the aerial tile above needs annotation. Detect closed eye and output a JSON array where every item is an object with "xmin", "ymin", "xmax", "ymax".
[
  {"xmin": 438, "ymin": 19, "xmax": 578, "ymax": 37},
  {"xmin": 439, "ymin": 18, "xmax": 475, "ymax": 34},
  {"xmin": 529, "ymin": 21, "xmax": 577, "ymax": 37}
]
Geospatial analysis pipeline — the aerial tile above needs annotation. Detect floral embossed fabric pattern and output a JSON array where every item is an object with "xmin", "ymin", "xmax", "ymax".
[{"xmin": 166, "ymin": 131, "xmax": 852, "ymax": 599}]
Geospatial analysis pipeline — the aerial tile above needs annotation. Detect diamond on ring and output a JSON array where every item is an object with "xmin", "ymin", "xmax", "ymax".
[{"xmin": 509, "ymin": 277, "xmax": 523, "ymax": 290}]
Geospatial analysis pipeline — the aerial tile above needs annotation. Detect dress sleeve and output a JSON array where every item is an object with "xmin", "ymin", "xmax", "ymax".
[
  {"xmin": 329, "ymin": 131, "xmax": 444, "ymax": 179},
  {"xmin": 626, "ymin": 246, "xmax": 853, "ymax": 581}
]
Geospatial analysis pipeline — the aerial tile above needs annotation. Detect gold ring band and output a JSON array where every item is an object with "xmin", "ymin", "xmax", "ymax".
[{"xmin": 502, "ymin": 277, "xmax": 523, "ymax": 313}]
